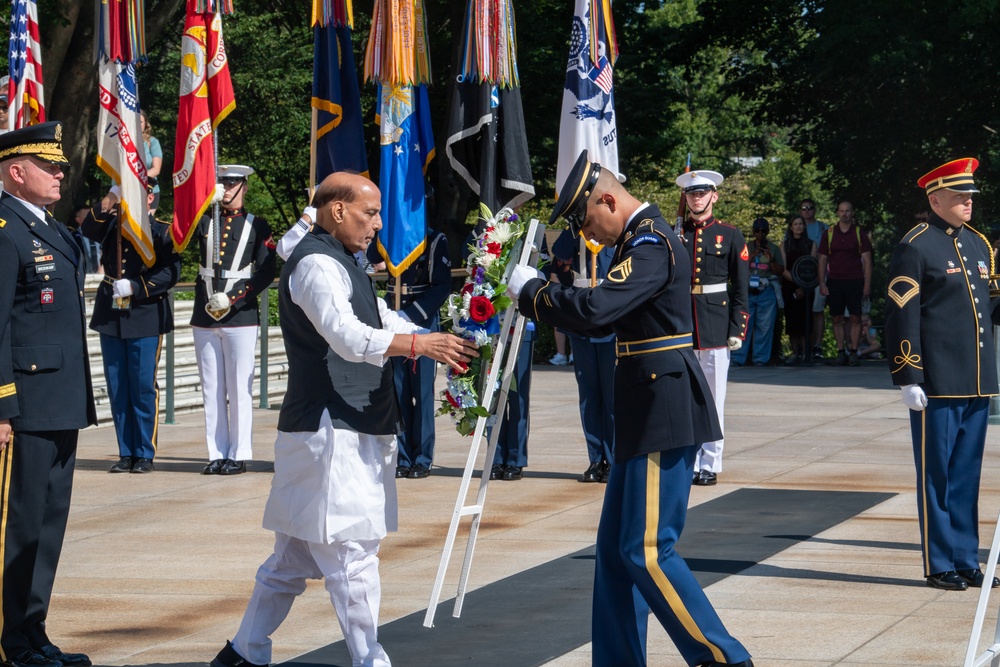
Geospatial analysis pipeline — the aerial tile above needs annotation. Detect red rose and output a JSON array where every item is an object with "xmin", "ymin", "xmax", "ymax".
[
  {"xmin": 461, "ymin": 282, "xmax": 475, "ymax": 295},
  {"xmin": 468, "ymin": 295, "xmax": 496, "ymax": 323},
  {"xmin": 486, "ymin": 242, "xmax": 502, "ymax": 256}
]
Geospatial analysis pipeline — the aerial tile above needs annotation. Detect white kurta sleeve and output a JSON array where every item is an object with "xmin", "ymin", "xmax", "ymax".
[
  {"xmin": 276, "ymin": 217, "xmax": 311, "ymax": 261},
  {"xmin": 289, "ymin": 254, "xmax": 420, "ymax": 365}
]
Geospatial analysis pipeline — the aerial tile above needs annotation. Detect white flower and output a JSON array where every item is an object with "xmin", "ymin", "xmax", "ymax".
[
  {"xmin": 486, "ymin": 220, "xmax": 519, "ymax": 246},
  {"xmin": 476, "ymin": 252, "xmax": 496, "ymax": 269},
  {"xmin": 472, "ymin": 328, "xmax": 490, "ymax": 347}
]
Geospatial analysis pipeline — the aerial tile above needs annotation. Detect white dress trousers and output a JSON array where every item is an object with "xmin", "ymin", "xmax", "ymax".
[
  {"xmin": 193, "ymin": 324, "xmax": 258, "ymax": 462},
  {"xmin": 693, "ymin": 346, "xmax": 730, "ymax": 473}
]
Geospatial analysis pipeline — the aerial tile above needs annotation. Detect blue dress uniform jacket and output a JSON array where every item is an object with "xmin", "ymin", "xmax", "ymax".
[
  {"xmin": 385, "ymin": 230, "xmax": 451, "ymax": 326},
  {"xmin": 190, "ymin": 210, "xmax": 277, "ymax": 328},
  {"xmin": 82, "ymin": 210, "xmax": 180, "ymax": 338},
  {"xmin": 679, "ymin": 216, "xmax": 750, "ymax": 348},
  {"xmin": 518, "ymin": 205, "xmax": 721, "ymax": 463}
]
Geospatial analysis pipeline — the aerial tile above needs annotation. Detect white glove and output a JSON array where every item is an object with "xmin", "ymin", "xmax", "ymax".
[
  {"xmin": 108, "ymin": 184, "xmax": 121, "ymax": 202},
  {"xmin": 112, "ymin": 279, "xmax": 133, "ymax": 298},
  {"xmin": 208, "ymin": 292, "xmax": 231, "ymax": 311},
  {"xmin": 727, "ymin": 336, "xmax": 742, "ymax": 351},
  {"xmin": 211, "ymin": 183, "xmax": 226, "ymax": 203},
  {"xmin": 302, "ymin": 206, "xmax": 317, "ymax": 225},
  {"xmin": 506, "ymin": 265, "xmax": 544, "ymax": 298},
  {"xmin": 901, "ymin": 384, "xmax": 928, "ymax": 411}
]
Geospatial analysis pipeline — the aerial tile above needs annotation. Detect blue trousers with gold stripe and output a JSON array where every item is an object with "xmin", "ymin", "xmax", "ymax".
[
  {"xmin": 593, "ymin": 447, "xmax": 750, "ymax": 666},
  {"xmin": 100, "ymin": 334, "xmax": 162, "ymax": 460},
  {"xmin": 909, "ymin": 397, "xmax": 989, "ymax": 577}
]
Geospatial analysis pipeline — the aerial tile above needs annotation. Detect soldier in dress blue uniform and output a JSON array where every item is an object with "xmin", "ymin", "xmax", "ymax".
[
  {"xmin": 507, "ymin": 152, "xmax": 753, "ymax": 667},
  {"xmin": 0, "ymin": 122, "xmax": 96, "ymax": 667},
  {"xmin": 379, "ymin": 229, "xmax": 452, "ymax": 479},
  {"xmin": 676, "ymin": 170, "xmax": 750, "ymax": 486},
  {"xmin": 191, "ymin": 165, "xmax": 277, "ymax": 475},
  {"xmin": 886, "ymin": 157, "xmax": 1000, "ymax": 591},
  {"xmin": 82, "ymin": 178, "xmax": 181, "ymax": 474}
]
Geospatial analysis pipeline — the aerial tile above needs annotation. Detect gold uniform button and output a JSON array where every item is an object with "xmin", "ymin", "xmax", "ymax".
[
  {"xmin": 79, "ymin": 290, "xmax": 83, "ymax": 297},
  {"xmin": 220, "ymin": 251, "xmax": 225, "ymax": 256},
  {"xmin": 696, "ymin": 257, "xmax": 702, "ymax": 262},
  {"xmin": 222, "ymin": 242, "xmax": 227, "ymax": 247},
  {"xmin": 30, "ymin": 364, "xmax": 37, "ymax": 371},
  {"xmin": 650, "ymin": 373, "xmax": 657, "ymax": 380},
  {"xmin": 695, "ymin": 268, "xmax": 701, "ymax": 272},
  {"xmin": 43, "ymin": 275, "xmax": 49, "ymax": 281},
  {"xmin": 722, "ymin": 300, "xmax": 727, "ymax": 306}
]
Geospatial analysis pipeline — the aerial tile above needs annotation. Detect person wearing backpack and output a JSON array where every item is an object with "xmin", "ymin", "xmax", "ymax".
[{"xmin": 817, "ymin": 201, "xmax": 872, "ymax": 366}]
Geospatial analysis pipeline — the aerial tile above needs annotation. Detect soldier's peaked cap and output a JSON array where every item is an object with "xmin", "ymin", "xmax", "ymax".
[
  {"xmin": 676, "ymin": 170, "xmax": 724, "ymax": 193},
  {"xmin": 218, "ymin": 164, "xmax": 255, "ymax": 180},
  {"xmin": 917, "ymin": 158, "xmax": 979, "ymax": 195},
  {"xmin": 0, "ymin": 121, "xmax": 70, "ymax": 166},
  {"xmin": 550, "ymin": 151, "xmax": 603, "ymax": 236}
]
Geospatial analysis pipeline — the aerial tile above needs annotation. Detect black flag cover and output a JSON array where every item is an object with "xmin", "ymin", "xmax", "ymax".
[{"xmin": 445, "ymin": 80, "xmax": 535, "ymax": 222}]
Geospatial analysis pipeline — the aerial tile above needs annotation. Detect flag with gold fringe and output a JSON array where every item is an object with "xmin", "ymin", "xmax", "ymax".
[
  {"xmin": 171, "ymin": 0, "xmax": 236, "ymax": 252},
  {"xmin": 311, "ymin": 0, "xmax": 368, "ymax": 185},
  {"xmin": 365, "ymin": 0, "xmax": 434, "ymax": 278},
  {"xmin": 8, "ymin": 0, "xmax": 45, "ymax": 129},
  {"xmin": 95, "ymin": 0, "xmax": 154, "ymax": 266}
]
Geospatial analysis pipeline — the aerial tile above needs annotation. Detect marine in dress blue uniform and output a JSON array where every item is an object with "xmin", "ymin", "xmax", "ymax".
[
  {"xmin": 509, "ymin": 152, "xmax": 752, "ymax": 667},
  {"xmin": 0, "ymin": 122, "xmax": 97, "ymax": 667},
  {"xmin": 381, "ymin": 229, "xmax": 452, "ymax": 479},
  {"xmin": 886, "ymin": 157, "xmax": 1000, "ymax": 591},
  {"xmin": 676, "ymin": 170, "xmax": 749, "ymax": 485},
  {"xmin": 82, "ymin": 179, "xmax": 180, "ymax": 473}
]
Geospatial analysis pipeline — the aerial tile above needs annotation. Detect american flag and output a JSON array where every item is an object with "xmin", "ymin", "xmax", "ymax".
[
  {"xmin": 8, "ymin": 0, "xmax": 45, "ymax": 129},
  {"xmin": 587, "ymin": 55, "xmax": 613, "ymax": 95}
]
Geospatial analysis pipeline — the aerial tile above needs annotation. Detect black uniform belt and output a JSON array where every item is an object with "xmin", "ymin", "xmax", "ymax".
[
  {"xmin": 386, "ymin": 284, "xmax": 430, "ymax": 296},
  {"xmin": 616, "ymin": 334, "xmax": 693, "ymax": 357}
]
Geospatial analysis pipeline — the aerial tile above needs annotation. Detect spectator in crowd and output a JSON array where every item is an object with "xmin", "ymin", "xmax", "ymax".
[
  {"xmin": 140, "ymin": 111, "xmax": 162, "ymax": 217},
  {"xmin": 799, "ymin": 199, "xmax": 828, "ymax": 357},
  {"xmin": 732, "ymin": 218, "xmax": 783, "ymax": 366},
  {"xmin": 818, "ymin": 200, "xmax": 872, "ymax": 366},
  {"xmin": 82, "ymin": 178, "xmax": 180, "ymax": 474},
  {"xmin": 857, "ymin": 314, "xmax": 881, "ymax": 359},
  {"xmin": 780, "ymin": 214, "xmax": 817, "ymax": 363}
]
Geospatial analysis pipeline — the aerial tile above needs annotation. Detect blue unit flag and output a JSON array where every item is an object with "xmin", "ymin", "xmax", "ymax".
[{"xmin": 312, "ymin": 23, "xmax": 368, "ymax": 182}]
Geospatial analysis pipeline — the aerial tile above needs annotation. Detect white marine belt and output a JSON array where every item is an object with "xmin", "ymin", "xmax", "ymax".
[
  {"xmin": 691, "ymin": 283, "xmax": 727, "ymax": 294},
  {"xmin": 199, "ymin": 267, "xmax": 253, "ymax": 280}
]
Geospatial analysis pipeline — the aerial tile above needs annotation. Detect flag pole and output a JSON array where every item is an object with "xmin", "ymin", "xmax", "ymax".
[
  {"xmin": 309, "ymin": 106, "xmax": 318, "ymax": 196},
  {"xmin": 212, "ymin": 15, "xmax": 222, "ymax": 295}
]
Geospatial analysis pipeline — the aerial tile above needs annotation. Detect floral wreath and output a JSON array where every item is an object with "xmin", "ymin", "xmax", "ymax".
[{"xmin": 437, "ymin": 205, "xmax": 526, "ymax": 436}]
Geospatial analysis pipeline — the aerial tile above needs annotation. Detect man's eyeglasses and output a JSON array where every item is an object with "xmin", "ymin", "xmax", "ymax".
[{"xmin": 800, "ymin": 205, "xmax": 815, "ymax": 211}]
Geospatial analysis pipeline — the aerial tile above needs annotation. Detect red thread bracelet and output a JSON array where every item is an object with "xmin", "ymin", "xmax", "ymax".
[{"xmin": 408, "ymin": 334, "xmax": 418, "ymax": 372}]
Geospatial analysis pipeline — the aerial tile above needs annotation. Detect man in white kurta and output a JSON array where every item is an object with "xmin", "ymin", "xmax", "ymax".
[{"xmin": 211, "ymin": 173, "xmax": 475, "ymax": 667}]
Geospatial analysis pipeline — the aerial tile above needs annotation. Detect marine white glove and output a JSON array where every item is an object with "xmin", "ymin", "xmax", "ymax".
[
  {"xmin": 211, "ymin": 183, "xmax": 226, "ymax": 203},
  {"xmin": 112, "ymin": 279, "xmax": 133, "ymax": 298},
  {"xmin": 900, "ymin": 384, "xmax": 927, "ymax": 411},
  {"xmin": 727, "ymin": 336, "xmax": 742, "ymax": 351},
  {"xmin": 302, "ymin": 206, "xmax": 317, "ymax": 225},
  {"xmin": 209, "ymin": 292, "xmax": 231, "ymax": 311},
  {"xmin": 506, "ymin": 265, "xmax": 544, "ymax": 298},
  {"xmin": 108, "ymin": 184, "xmax": 121, "ymax": 201}
]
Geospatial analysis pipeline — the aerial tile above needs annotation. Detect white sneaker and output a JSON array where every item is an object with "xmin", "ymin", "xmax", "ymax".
[{"xmin": 549, "ymin": 353, "xmax": 569, "ymax": 366}]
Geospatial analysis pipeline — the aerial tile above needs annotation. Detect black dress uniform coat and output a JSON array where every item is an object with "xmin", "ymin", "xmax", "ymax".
[
  {"xmin": 383, "ymin": 230, "xmax": 452, "ymax": 327},
  {"xmin": 190, "ymin": 208, "xmax": 277, "ymax": 328},
  {"xmin": 82, "ymin": 210, "xmax": 180, "ymax": 338},
  {"xmin": 886, "ymin": 213, "xmax": 1000, "ymax": 397},
  {"xmin": 518, "ymin": 205, "xmax": 721, "ymax": 463},
  {"xmin": 679, "ymin": 216, "xmax": 750, "ymax": 348}
]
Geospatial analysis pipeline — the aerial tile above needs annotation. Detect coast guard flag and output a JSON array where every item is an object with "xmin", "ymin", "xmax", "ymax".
[
  {"xmin": 7, "ymin": 0, "xmax": 45, "ymax": 128},
  {"xmin": 555, "ymin": 0, "xmax": 620, "ymax": 192},
  {"xmin": 312, "ymin": 22, "xmax": 368, "ymax": 182},
  {"xmin": 374, "ymin": 83, "xmax": 434, "ymax": 276},
  {"xmin": 96, "ymin": 62, "xmax": 154, "ymax": 266}
]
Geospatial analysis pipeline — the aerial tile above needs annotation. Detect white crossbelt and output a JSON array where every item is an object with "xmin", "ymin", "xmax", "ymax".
[
  {"xmin": 691, "ymin": 283, "xmax": 727, "ymax": 294},
  {"xmin": 203, "ymin": 213, "xmax": 255, "ymax": 297}
]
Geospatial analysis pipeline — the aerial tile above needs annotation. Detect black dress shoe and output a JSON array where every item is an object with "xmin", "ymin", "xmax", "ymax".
[
  {"xmin": 219, "ymin": 459, "xmax": 246, "ymax": 475},
  {"xmin": 130, "ymin": 458, "xmax": 154, "ymax": 473},
  {"xmin": 203, "ymin": 459, "xmax": 224, "ymax": 475},
  {"xmin": 599, "ymin": 460, "xmax": 610, "ymax": 483},
  {"xmin": 489, "ymin": 464, "xmax": 504, "ymax": 480},
  {"xmin": 701, "ymin": 660, "xmax": 754, "ymax": 667},
  {"xmin": 926, "ymin": 571, "xmax": 969, "ymax": 590},
  {"xmin": 396, "ymin": 465, "xmax": 410, "ymax": 478},
  {"xmin": 693, "ymin": 470, "xmax": 717, "ymax": 486},
  {"xmin": 210, "ymin": 640, "xmax": 268, "ymax": 667},
  {"xmin": 582, "ymin": 461, "xmax": 602, "ymax": 483},
  {"xmin": 109, "ymin": 456, "xmax": 134, "ymax": 473},
  {"xmin": 408, "ymin": 465, "xmax": 431, "ymax": 479},
  {"xmin": 957, "ymin": 568, "xmax": 1000, "ymax": 588},
  {"xmin": 37, "ymin": 644, "xmax": 91, "ymax": 667},
  {"xmin": 502, "ymin": 466, "xmax": 523, "ymax": 481},
  {"xmin": 5, "ymin": 649, "xmax": 63, "ymax": 667}
]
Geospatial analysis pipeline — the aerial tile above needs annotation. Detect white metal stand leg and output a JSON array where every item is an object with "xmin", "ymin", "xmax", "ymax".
[
  {"xmin": 965, "ymin": 507, "xmax": 1000, "ymax": 666},
  {"xmin": 423, "ymin": 220, "xmax": 544, "ymax": 628}
]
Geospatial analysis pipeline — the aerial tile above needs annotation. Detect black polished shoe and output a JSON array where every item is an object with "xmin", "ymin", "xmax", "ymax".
[
  {"xmin": 5, "ymin": 649, "xmax": 63, "ymax": 667},
  {"xmin": 396, "ymin": 465, "xmax": 411, "ymax": 479},
  {"xmin": 599, "ymin": 460, "xmax": 610, "ymax": 483},
  {"xmin": 203, "ymin": 459, "xmax": 224, "ymax": 475},
  {"xmin": 408, "ymin": 465, "xmax": 431, "ymax": 479},
  {"xmin": 109, "ymin": 456, "xmax": 134, "ymax": 473},
  {"xmin": 701, "ymin": 660, "xmax": 754, "ymax": 667},
  {"xmin": 219, "ymin": 459, "xmax": 246, "ymax": 475},
  {"xmin": 926, "ymin": 571, "xmax": 969, "ymax": 590},
  {"xmin": 489, "ymin": 464, "xmax": 504, "ymax": 480},
  {"xmin": 210, "ymin": 640, "xmax": 268, "ymax": 667},
  {"xmin": 582, "ymin": 461, "xmax": 602, "ymax": 483},
  {"xmin": 502, "ymin": 466, "xmax": 523, "ymax": 481},
  {"xmin": 957, "ymin": 568, "xmax": 1000, "ymax": 588},
  {"xmin": 693, "ymin": 470, "xmax": 717, "ymax": 486},
  {"xmin": 37, "ymin": 644, "xmax": 91, "ymax": 667},
  {"xmin": 130, "ymin": 458, "xmax": 154, "ymax": 474}
]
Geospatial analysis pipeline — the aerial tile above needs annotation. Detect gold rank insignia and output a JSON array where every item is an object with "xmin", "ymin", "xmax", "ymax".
[
  {"xmin": 888, "ymin": 276, "xmax": 920, "ymax": 308},
  {"xmin": 0, "ymin": 217, "xmax": 5, "ymax": 228},
  {"xmin": 607, "ymin": 257, "xmax": 633, "ymax": 283}
]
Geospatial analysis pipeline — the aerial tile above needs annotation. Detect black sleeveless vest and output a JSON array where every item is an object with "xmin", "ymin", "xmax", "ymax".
[{"xmin": 277, "ymin": 227, "xmax": 402, "ymax": 435}]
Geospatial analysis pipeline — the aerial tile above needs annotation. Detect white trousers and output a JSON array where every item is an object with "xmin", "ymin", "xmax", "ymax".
[
  {"xmin": 232, "ymin": 532, "xmax": 390, "ymax": 667},
  {"xmin": 694, "ymin": 346, "xmax": 730, "ymax": 472},
  {"xmin": 193, "ymin": 325, "xmax": 258, "ymax": 461}
]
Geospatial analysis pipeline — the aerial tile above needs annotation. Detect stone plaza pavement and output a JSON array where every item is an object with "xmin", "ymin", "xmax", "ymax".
[{"xmin": 52, "ymin": 359, "xmax": 1000, "ymax": 666}]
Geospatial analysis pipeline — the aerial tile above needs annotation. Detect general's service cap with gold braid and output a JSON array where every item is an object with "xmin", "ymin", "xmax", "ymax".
[
  {"xmin": 917, "ymin": 158, "xmax": 979, "ymax": 195},
  {"xmin": 0, "ymin": 121, "xmax": 69, "ymax": 166},
  {"xmin": 551, "ymin": 151, "xmax": 603, "ymax": 237}
]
